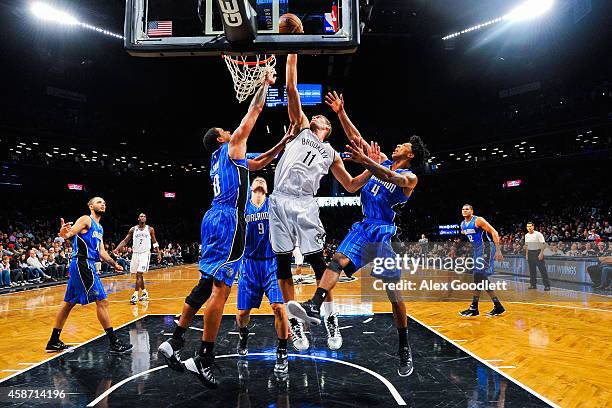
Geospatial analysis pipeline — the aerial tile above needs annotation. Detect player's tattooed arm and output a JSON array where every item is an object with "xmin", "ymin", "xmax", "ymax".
[
  {"xmin": 229, "ymin": 70, "xmax": 276, "ymax": 159},
  {"xmin": 59, "ymin": 215, "xmax": 91, "ymax": 239},
  {"xmin": 286, "ymin": 54, "xmax": 309, "ymax": 129},
  {"xmin": 248, "ymin": 123, "xmax": 297, "ymax": 171},
  {"xmin": 344, "ymin": 140, "xmax": 417, "ymax": 190},
  {"xmin": 475, "ymin": 217, "xmax": 504, "ymax": 261},
  {"xmin": 114, "ymin": 227, "xmax": 134, "ymax": 254}
]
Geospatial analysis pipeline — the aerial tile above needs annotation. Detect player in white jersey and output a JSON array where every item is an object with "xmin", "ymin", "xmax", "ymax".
[
  {"xmin": 115, "ymin": 213, "xmax": 162, "ymax": 304},
  {"xmin": 272, "ymin": 54, "xmax": 377, "ymax": 351}
]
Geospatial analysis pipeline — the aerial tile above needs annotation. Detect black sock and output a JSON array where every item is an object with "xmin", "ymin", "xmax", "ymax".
[
  {"xmin": 312, "ymin": 287, "xmax": 328, "ymax": 308},
  {"xmin": 397, "ymin": 327, "xmax": 408, "ymax": 348},
  {"xmin": 172, "ymin": 325, "xmax": 186, "ymax": 341},
  {"xmin": 491, "ymin": 297, "xmax": 502, "ymax": 307},
  {"xmin": 471, "ymin": 296, "xmax": 480, "ymax": 308},
  {"xmin": 239, "ymin": 326, "xmax": 249, "ymax": 336},
  {"xmin": 199, "ymin": 341, "xmax": 215, "ymax": 357},
  {"xmin": 50, "ymin": 328, "xmax": 61, "ymax": 342},
  {"xmin": 105, "ymin": 327, "xmax": 117, "ymax": 344},
  {"xmin": 278, "ymin": 338, "xmax": 288, "ymax": 351}
]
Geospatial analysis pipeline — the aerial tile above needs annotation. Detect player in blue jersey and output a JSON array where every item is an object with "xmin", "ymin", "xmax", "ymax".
[
  {"xmin": 458, "ymin": 204, "xmax": 506, "ymax": 317},
  {"xmin": 46, "ymin": 197, "xmax": 133, "ymax": 354},
  {"xmin": 287, "ymin": 91, "xmax": 429, "ymax": 377},
  {"xmin": 158, "ymin": 70, "xmax": 296, "ymax": 388},
  {"xmin": 235, "ymin": 177, "xmax": 289, "ymax": 375}
]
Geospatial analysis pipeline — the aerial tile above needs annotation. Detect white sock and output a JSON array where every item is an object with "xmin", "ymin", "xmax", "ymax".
[{"xmin": 321, "ymin": 301, "xmax": 336, "ymax": 317}]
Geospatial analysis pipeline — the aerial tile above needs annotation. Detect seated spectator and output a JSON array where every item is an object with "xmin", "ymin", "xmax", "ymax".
[
  {"xmin": 1, "ymin": 256, "xmax": 11, "ymax": 288},
  {"xmin": 26, "ymin": 249, "xmax": 53, "ymax": 282},
  {"xmin": 55, "ymin": 249, "xmax": 69, "ymax": 278},
  {"xmin": 567, "ymin": 243, "xmax": 580, "ymax": 256},
  {"xmin": 9, "ymin": 255, "xmax": 26, "ymax": 286},
  {"xmin": 543, "ymin": 243, "xmax": 564, "ymax": 256}
]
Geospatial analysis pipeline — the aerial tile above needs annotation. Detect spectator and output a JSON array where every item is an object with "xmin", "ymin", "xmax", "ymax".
[
  {"xmin": 1, "ymin": 256, "xmax": 11, "ymax": 288},
  {"xmin": 26, "ymin": 249, "xmax": 53, "ymax": 282},
  {"xmin": 56, "ymin": 249, "xmax": 69, "ymax": 278}
]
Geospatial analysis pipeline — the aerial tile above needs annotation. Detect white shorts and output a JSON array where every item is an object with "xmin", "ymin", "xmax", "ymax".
[
  {"xmin": 269, "ymin": 193, "xmax": 326, "ymax": 255},
  {"xmin": 130, "ymin": 252, "xmax": 151, "ymax": 273}
]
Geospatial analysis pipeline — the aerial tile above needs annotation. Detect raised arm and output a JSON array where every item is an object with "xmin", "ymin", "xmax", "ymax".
[
  {"xmin": 248, "ymin": 123, "xmax": 298, "ymax": 171},
  {"xmin": 59, "ymin": 215, "xmax": 91, "ymax": 240},
  {"xmin": 286, "ymin": 54, "xmax": 309, "ymax": 129},
  {"xmin": 114, "ymin": 227, "xmax": 134, "ymax": 253},
  {"xmin": 475, "ymin": 217, "xmax": 503, "ymax": 260},
  {"xmin": 344, "ymin": 140, "xmax": 417, "ymax": 197},
  {"xmin": 330, "ymin": 155, "xmax": 372, "ymax": 193},
  {"xmin": 228, "ymin": 70, "xmax": 276, "ymax": 160}
]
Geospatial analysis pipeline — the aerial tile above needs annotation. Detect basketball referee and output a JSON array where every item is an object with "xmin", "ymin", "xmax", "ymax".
[{"xmin": 525, "ymin": 222, "xmax": 551, "ymax": 291}]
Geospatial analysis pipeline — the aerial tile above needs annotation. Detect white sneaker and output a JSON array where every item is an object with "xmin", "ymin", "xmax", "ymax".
[
  {"xmin": 325, "ymin": 313, "xmax": 343, "ymax": 350},
  {"xmin": 130, "ymin": 293, "xmax": 138, "ymax": 305},
  {"xmin": 289, "ymin": 318, "xmax": 309, "ymax": 351},
  {"xmin": 139, "ymin": 291, "xmax": 149, "ymax": 302}
]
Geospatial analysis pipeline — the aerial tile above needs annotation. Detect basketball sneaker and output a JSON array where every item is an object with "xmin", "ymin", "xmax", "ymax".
[
  {"xmin": 289, "ymin": 318, "xmax": 309, "ymax": 351},
  {"xmin": 237, "ymin": 330, "xmax": 249, "ymax": 356},
  {"xmin": 485, "ymin": 305, "xmax": 506, "ymax": 316},
  {"xmin": 274, "ymin": 349, "xmax": 289, "ymax": 374},
  {"xmin": 158, "ymin": 337, "xmax": 185, "ymax": 372},
  {"xmin": 286, "ymin": 300, "xmax": 321, "ymax": 325},
  {"xmin": 139, "ymin": 290, "xmax": 149, "ymax": 302},
  {"xmin": 130, "ymin": 292, "xmax": 138, "ymax": 305},
  {"xmin": 46, "ymin": 339, "xmax": 70, "ymax": 353},
  {"xmin": 184, "ymin": 354, "xmax": 219, "ymax": 389},
  {"xmin": 109, "ymin": 339, "xmax": 133, "ymax": 354},
  {"xmin": 459, "ymin": 306, "xmax": 479, "ymax": 317},
  {"xmin": 398, "ymin": 345, "xmax": 414, "ymax": 377},
  {"xmin": 325, "ymin": 313, "xmax": 343, "ymax": 350}
]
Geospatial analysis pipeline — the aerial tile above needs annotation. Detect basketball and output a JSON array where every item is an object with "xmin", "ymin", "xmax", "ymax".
[{"xmin": 279, "ymin": 13, "xmax": 304, "ymax": 34}]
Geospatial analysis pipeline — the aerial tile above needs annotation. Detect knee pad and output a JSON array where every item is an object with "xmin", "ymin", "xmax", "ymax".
[
  {"xmin": 276, "ymin": 253, "xmax": 293, "ymax": 280},
  {"xmin": 304, "ymin": 251, "xmax": 326, "ymax": 280},
  {"xmin": 328, "ymin": 259, "xmax": 343, "ymax": 274},
  {"xmin": 185, "ymin": 276, "xmax": 213, "ymax": 310}
]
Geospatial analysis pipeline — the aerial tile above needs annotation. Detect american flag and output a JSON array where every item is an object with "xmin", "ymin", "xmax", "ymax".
[{"xmin": 147, "ymin": 21, "xmax": 172, "ymax": 37}]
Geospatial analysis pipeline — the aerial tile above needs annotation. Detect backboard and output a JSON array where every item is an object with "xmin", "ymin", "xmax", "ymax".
[{"xmin": 124, "ymin": 0, "xmax": 360, "ymax": 57}]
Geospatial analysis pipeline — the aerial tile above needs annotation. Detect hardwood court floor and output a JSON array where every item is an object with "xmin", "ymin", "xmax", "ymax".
[{"xmin": 0, "ymin": 264, "xmax": 610, "ymax": 408}]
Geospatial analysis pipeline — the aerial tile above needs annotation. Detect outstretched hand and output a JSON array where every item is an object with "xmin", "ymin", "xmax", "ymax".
[
  {"xmin": 281, "ymin": 123, "xmax": 298, "ymax": 145},
  {"xmin": 343, "ymin": 139, "xmax": 372, "ymax": 165},
  {"xmin": 325, "ymin": 91, "xmax": 344, "ymax": 113},
  {"xmin": 59, "ymin": 218, "xmax": 72, "ymax": 238},
  {"xmin": 263, "ymin": 68, "xmax": 277, "ymax": 85}
]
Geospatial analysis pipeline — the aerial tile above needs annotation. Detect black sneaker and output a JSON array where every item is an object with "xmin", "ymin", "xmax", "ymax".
[
  {"xmin": 109, "ymin": 339, "xmax": 133, "ymax": 354},
  {"xmin": 544, "ymin": 286, "xmax": 551, "ymax": 291},
  {"xmin": 398, "ymin": 346, "xmax": 414, "ymax": 377},
  {"xmin": 237, "ymin": 330, "xmax": 249, "ymax": 356},
  {"xmin": 274, "ymin": 349, "xmax": 288, "ymax": 374},
  {"xmin": 184, "ymin": 355, "xmax": 219, "ymax": 389},
  {"xmin": 158, "ymin": 337, "xmax": 185, "ymax": 372},
  {"xmin": 459, "ymin": 306, "xmax": 479, "ymax": 317},
  {"xmin": 286, "ymin": 300, "xmax": 321, "ymax": 325},
  {"xmin": 46, "ymin": 339, "xmax": 70, "ymax": 353},
  {"xmin": 486, "ymin": 305, "xmax": 506, "ymax": 316}
]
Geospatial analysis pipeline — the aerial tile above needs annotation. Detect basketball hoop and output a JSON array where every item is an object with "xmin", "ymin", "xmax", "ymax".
[{"xmin": 222, "ymin": 54, "xmax": 276, "ymax": 103}]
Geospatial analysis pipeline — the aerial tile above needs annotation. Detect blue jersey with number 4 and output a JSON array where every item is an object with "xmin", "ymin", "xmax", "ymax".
[
  {"xmin": 361, "ymin": 160, "xmax": 411, "ymax": 224},
  {"xmin": 210, "ymin": 143, "xmax": 249, "ymax": 210},
  {"xmin": 244, "ymin": 195, "xmax": 274, "ymax": 259}
]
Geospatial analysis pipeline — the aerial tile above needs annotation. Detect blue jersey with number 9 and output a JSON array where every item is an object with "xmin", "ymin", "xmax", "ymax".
[
  {"xmin": 244, "ymin": 195, "xmax": 274, "ymax": 259},
  {"xmin": 360, "ymin": 160, "xmax": 412, "ymax": 224}
]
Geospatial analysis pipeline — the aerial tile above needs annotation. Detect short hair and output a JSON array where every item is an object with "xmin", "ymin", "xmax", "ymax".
[
  {"xmin": 203, "ymin": 128, "xmax": 222, "ymax": 153},
  {"xmin": 321, "ymin": 115, "xmax": 332, "ymax": 139},
  {"xmin": 139, "ymin": 213, "xmax": 146, "ymax": 217},
  {"xmin": 462, "ymin": 204, "xmax": 473, "ymax": 210},
  {"xmin": 526, "ymin": 222, "xmax": 534, "ymax": 226},
  {"xmin": 88, "ymin": 197, "xmax": 102, "ymax": 207}
]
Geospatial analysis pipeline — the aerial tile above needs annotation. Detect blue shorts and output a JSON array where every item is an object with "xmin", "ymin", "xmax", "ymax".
[
  {"xmin": 337, "ymin": 219, "xmax": 401, "ymax": 280},
  {"xmin": 199, "ymin": 206, "xmax": 246, "ymax": 287},
  {"xmin": 473, "ymin": 242, "xmax": 496, "ymax": 276},
  {"xmin": 64, "ymin": 259, "xmax": 107, "ymax": 305},
  {"xmin": 237, "ymin": 257, "xmax": 283, "ymax": 310}
]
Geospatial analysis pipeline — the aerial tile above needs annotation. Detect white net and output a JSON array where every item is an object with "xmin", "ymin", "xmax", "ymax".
[{"xmin": 223, "ymin": 54, "xmax": 277, "ymax": 103}]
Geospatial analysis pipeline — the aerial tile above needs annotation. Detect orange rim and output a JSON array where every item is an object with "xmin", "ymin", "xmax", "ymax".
[{"xmin": 221, "ymin": 55, "xmax": 275, "ymax": 66}]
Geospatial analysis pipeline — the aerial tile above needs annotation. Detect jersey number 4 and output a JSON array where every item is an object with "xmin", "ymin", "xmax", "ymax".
[{"xmin": 371, "ymin": 184, "xmax": 381, "ymax": 196}]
